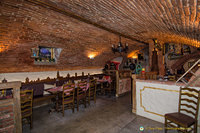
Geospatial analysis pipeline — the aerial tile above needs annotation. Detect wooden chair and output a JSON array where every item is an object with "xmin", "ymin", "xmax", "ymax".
[
  {"xmin": 20, "ymin": 89, "xmax": 33, "ymax": 129},
  {"xmin": 86, "ymin": 79, "xmax": 97, "ymax": 105},
  {"xmin": 76, "ymin": 81, "xmax": 87, "ymax": 111},
  {"xmin": 101, "ymin": 75, "xmax": 112, "ymax": 96},
  {"xmin": 165, "ymin": 87, "xmax": 200, "ymax": 133},
  {"xmin": 62, "ymin": 82, "xmax": 75, "ymax": 116}
]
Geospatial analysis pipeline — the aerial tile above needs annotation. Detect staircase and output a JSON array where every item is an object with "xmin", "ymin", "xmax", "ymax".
[{"xmin": 175, "ymin": 59, "xmax": 200, "ymax": 87}]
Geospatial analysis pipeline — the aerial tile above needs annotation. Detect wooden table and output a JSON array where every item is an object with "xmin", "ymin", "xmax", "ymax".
[
  {"xmin": 46, "ymin": 83, "xmax": 90, "ymax": 113},
  {"xmin": 46, "ymin": 86, "xmax": 63, "ymax": 113}
]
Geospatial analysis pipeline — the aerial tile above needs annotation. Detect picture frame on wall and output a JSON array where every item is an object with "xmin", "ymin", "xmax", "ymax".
[
  {"xmin": 182, "ymin": 45, "xmax": 191, "ymax": 54},
  {"xmin": 167, "ymin": 43, "xmax": 184, "ymax": 60}
]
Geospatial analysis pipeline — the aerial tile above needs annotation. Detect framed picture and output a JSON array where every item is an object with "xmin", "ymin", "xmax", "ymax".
[
  {"xmin": 168, "ymin": 43, "xmax": 175, "ymax": 53},
  {"xmin": 182, "ymin": 45, "xmax": 191, "ymax": 54}
]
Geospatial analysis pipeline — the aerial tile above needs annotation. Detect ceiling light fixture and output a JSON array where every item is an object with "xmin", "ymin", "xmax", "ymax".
[{"xmin": 112, "ymin": 36, "xmax": 128, "ymax": 54}]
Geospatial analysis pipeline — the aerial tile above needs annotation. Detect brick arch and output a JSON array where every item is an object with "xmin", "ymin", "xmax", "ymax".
[{"xmin": 171, "ymin": 51, "xmax": 200, "ymax": 70}]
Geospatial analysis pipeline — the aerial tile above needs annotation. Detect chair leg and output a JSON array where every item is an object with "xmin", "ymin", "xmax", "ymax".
[
  {"xmin": 88, "ymin": 95, "xmax": 90, "ymax": 105},
  {"xmin": 94, "ymin": 96, "xmax": 96, "ymax": 103},
  {"xmin": 30, "ymin": 115, "xmax": 33, "ymax": 129},
  {"xmin": 77, "ymin": 100, "xmax": 79, "ymax": 111},
  {"xmin": 164, "ymin": 118, "xmax": 167, "ymax": 133},
  {"xmin": 109, "ymin": 89, "xmax": 111, "ymax": 97},
  {"xmin": 62, "ymin": 104, "xmax": 64, "ymax": 117},
  {"xmin": 72, "ymin": 102, "xmax": 75, "ymax": 113},
  {"xmin": 177, "ymin": 125, "xmax": 182, "ymax": 133},
  {"xmin": 94, "ymin": 93, "xmax": 96, "ymax": 103},
  {"xmin": 84, "ymin": 98, "xmax": 86, "ymax": 108},
  {"xmin": 100, "ymin": 83, "xmax": 104, "ymax": 95},
  {"xmin": 194, "ymin": 122, "xmax": 197, "ymax": 133}
]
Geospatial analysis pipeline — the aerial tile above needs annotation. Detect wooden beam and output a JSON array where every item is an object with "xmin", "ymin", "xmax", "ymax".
[
  {"xmin": 24, "ymin": 0, "xmax": 148, "ymax": 45},
  {"xmin": 132, "ymin": 74, "xmax": 136, "ymax": 113}
]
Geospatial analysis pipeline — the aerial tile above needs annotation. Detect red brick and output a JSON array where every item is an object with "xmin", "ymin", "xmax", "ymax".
[
  {"xmin": 0, "ymin": 125, "xmax": 14, "ymax": 132},
  {"xmin": 0, "ymin": 120, "xmax": 14, "ymax": 128},
  {"xmin": 0, "ymin": 106, "xmax": 13, "ymax": 112},
  {"xmin": 0, "ymin": 114, "xmax": 10, "ymax": 120},
  {"xmin": 0, "ymin": 0, "xmax": 142, "ymax": 73}
]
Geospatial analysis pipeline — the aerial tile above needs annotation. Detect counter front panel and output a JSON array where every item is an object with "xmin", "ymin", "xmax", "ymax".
[{"xmin": 135, "ymin": 80, "xmax": 200, "ymax": 130}]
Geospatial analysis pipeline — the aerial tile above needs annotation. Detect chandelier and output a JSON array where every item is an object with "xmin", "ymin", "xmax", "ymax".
[{"xmin": 112, "ymin": 36, "xmax": 128, "ymax": 54}]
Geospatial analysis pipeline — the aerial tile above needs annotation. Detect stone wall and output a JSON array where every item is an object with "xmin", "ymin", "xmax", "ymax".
[{"xmin": 0, "ymin": 100, "xmax": 14, "ymax": 132}]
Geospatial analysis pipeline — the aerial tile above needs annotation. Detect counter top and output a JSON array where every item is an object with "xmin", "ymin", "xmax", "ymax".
[{"xmin": 135, "ymin": 79, "xmax": 185, "ymax": 86}]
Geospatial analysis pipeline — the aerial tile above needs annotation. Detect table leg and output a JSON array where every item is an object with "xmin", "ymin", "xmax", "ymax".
[
  {"xmin": 49, "ymin": 93, "xmax": 60, "ymax": 113},
  {"xmin": 100, "ymin": 82, "xmax": 105, "ymax": 95}
]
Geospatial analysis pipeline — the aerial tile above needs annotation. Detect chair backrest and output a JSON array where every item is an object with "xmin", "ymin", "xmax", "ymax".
[
  {"xmin": 77, "ymin": 81, "xmax": 87, "ymax": 97},
  {"xmin": 178, "ymin": 87, "xmax": 200, "ymax": 120},
  {"xmin": 89, "ymin": 79, "xmax": 96, "ymax": 92},
  {"xmin": 62, "ymin": 82, "xmax": 75, "ymax": 102},
  {"xmin": 20, "ymin": 89, "xmax": 33, "ymax": 118}
]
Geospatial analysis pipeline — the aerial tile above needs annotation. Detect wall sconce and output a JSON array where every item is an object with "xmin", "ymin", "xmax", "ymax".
[
  {"xmin": 0, "ymin": 43, "xmax": 8, "ymax": 52},
  {"xmin": 132, "ymin": 55, "xmax": 138, "ymax": 59},
  {"xmin": 128, "ymin": 50, "xmax": 139, "ymax": 59},
  {"xmin": 88, "ymin": 54, "xmax": 95, "ymax": 59}
]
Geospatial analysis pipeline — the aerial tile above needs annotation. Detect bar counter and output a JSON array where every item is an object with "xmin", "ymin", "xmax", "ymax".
[{"xmin": 133, "ymin": 79, "xmax": 200, "ymax": 130}]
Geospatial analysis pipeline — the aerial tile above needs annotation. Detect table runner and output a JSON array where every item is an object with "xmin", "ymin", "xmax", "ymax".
[
  {"xmin": 47, "ymin": 83, "xmax": 90, "ymax": 94},
  {"xmin": 98, "ymin": 76, "xmax": 112, "ymax": 84}
]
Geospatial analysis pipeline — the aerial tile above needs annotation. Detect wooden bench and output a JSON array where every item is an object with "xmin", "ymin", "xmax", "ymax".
[{"xmin": 22, "ymin": 72, "xmax": 104, "ymax": 108}]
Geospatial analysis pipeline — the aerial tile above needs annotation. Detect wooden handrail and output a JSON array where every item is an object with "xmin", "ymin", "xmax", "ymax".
[{"xmin": 176, "ymin": 59, "xmax": 200, "ymax": 84}]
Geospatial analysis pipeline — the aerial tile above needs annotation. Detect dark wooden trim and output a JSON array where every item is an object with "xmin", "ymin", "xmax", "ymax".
[{"xmin": 24, "ymin": 0, "xmax": 148, "ymax": 45}]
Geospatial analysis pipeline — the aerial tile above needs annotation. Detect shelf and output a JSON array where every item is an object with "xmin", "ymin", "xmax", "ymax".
[
  {"xmin": 34, "ymin": 60, "xmax": 57, "ymax": 65},
  {"xmin": 31, "ymin": 56, "xmax": 39, "ymax": 58}
]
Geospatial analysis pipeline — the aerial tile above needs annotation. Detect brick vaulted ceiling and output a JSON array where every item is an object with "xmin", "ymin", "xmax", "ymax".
[
  {"xmin": 29, "ymin": 0, "xmax": 200, "ymax": 47},
  {"xmin": 1, "ymin": 0, "xmax": 200, "ymax": 73},
  {"xmin": 0, "ymin": 0, "xmax": 145, "ymax": 72}
]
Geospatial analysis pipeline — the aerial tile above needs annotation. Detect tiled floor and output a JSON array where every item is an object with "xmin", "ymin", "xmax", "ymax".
[{"xmin": 23, "ymin": 94, "xmax": 173, "ymax": 133}]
